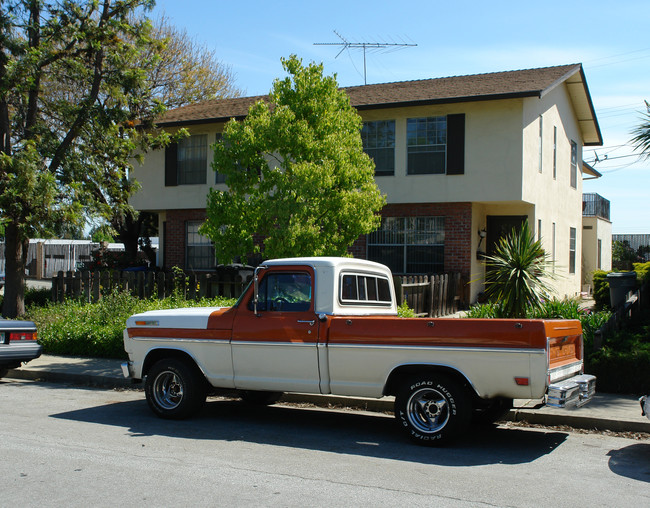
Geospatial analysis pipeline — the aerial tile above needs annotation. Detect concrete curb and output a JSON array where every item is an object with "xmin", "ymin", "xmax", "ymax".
[{"xmin": 6, "ymin": 365, "xmax": 134, "ymax": 388}]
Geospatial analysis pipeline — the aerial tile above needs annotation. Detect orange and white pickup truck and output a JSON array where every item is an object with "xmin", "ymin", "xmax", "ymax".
[{"xmin": 122, "ymin": 257, "xmax": 596, "ymax": 444}]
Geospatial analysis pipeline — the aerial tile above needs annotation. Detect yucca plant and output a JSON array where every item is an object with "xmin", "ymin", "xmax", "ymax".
[{"xmin": 483, "ymin": 220, "xmax": 555, "ymax": 318}]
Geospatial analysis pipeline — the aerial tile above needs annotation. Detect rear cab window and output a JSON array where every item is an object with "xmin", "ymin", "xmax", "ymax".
[{"xmin": 340, "ymin": 272, "xmax": 392, "ymax": 307}]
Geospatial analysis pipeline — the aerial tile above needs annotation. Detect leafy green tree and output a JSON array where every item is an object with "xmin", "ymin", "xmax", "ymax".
[
  {"xmin": 612, "ymin": 240, "xmax": 637, "ymax": 264},
  {"xmin": 483, "ymin": 221, "xmax": 555, "ymax": 318},
  {"xmin": 631, "ymin": 100, "xmax": 650, "ymax": 157},
  {"xmin": 0, "ymin": 0, "xmax": 163, "ymax": 317},
  {"xmin": 201, "ymin": 55, "xmax": 385, "ymax": 262}
]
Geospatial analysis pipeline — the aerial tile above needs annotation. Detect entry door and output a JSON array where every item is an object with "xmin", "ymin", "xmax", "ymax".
[
  {"xmin": 231, "ymin": 269, "xmax": 321, "ymax": 393},
  {"xmin": 486, "ymin": 215, "xmax": 528, "ymax": 255}
]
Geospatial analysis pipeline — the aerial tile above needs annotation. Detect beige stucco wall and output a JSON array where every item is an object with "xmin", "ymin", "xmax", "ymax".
[
  {"xmin": 362, "ymin": 100, "xmax": 524, "ymax": 204},
  {"xmin": 130, "ymin": 123, "xmax": 227, "ymax": 212},
  {"xmin": 130, "ymin": 86, "xmax": 590, "ymax": 299},
  {"xmin": 519, "ymin": 85, "xmax": 585, "ymax": 299},
  {"xmin": 582, "ymin": 216, "xmax": 613, "ymax": 289}
]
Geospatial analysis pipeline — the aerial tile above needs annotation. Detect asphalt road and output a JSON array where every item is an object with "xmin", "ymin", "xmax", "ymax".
[{"xmin": 1, "ymin": 379, "xmax": 648, "ymax": 507}]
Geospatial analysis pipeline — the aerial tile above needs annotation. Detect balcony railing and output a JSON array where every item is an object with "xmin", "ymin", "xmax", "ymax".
[{"xmin": 583, "ymin": 193, "xmax": 610, "ymax": 220}]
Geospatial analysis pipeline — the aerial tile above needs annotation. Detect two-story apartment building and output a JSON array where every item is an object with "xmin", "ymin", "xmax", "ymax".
[{"xmin": 129, "ymin": 63, "xmax": 602, "ymax": 302}]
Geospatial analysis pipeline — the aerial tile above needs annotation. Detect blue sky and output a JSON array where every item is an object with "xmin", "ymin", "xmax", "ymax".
[{"xmin": 152, "ymin": 0, "xmax": 650, "ymax": 234}]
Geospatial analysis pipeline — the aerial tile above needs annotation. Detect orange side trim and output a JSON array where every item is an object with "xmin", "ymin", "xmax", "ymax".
[{"xmin": 127, "ymin": 328, "xmax": 231, "ymax": 340}]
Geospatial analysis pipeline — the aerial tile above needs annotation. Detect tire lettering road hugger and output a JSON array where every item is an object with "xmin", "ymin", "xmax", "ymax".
[{"xmin": 395, "ymin": 374, "xmax": 471, "ymax": 445}]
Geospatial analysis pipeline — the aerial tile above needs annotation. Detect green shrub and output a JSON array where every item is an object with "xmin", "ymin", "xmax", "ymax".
[
  {"xmin": 27, "ymin": 292, "xmax": 237, "ymax": 359},
  {"xmin": 464, "ymin": 302, "xmax": 502, "ymax": 318},
  {"xmin": 633, "ymin": 261, "xmax": 650, "ymax": 284},
  {"xmin": 397, "ymin": 301, "xmax": 416, "ymax": 318},
  {"xmin": 592, "ymin": 270, "xmax": 610, "ymax": 309},
  {"xmin": 587, "ymin": 347, "xmax": 650, "ymax": 395},
  {"xmin": 25, "ymin": 287, "xmax": 52, "ymax": 308}
]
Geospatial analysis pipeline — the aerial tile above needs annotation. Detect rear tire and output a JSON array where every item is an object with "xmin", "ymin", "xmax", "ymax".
[
  {"xmin": 145, "ymin": 358, "xmax": 207, "ymax": 419},
  {"xmin": 395, "ymin": 374, "xmax": 471, "ymax": 445}
]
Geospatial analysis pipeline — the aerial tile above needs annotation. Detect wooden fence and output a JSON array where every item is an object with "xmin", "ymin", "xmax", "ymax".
[
  {"xmin": 593, "ymin": 282, "xmax": 648, "ymax": 350},
  {"xmin": 394, "ymin": 273, "xmax": 465, "ymax": 317},
  {"xmin": 51, "ymin": 269, "xmax": 252, "ymax": 303},
  {"xmin": 52, "ymin": 269, "xmax": 466, "ymax": 317}
]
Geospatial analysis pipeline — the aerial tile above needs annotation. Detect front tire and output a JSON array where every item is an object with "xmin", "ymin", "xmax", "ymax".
[
  {"xmin": 145, "ymin": 358, "xmax": 207, "ymax": 419},
  {"xmin": 395, "ymin": 374, "xmax": 471, "ymax": 445}
]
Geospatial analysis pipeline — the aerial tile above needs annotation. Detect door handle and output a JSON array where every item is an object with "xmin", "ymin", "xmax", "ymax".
[{"xmin": 297, "ymin": 320, "xmax": 315, "ymax": 326}]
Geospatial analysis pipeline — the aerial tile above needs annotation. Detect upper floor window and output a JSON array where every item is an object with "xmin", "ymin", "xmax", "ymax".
[
  {"xmin": 538, "ymin": 115, "xmax": 543, "ymax": 173},
  {"xmin": 362, "ymin": 120, "xmax": 395, "ymax": 176},
  {"xmin": 178, "ymin": 134, "xmax": 207, "ymax": 185},
  {"xmin": 367, "ymin": 216, "xmax": 445, "ymax": 274},
  {"xmin": 570, "ymin": 140, "xmax": 578, "ymax": 189},
  {"xmin": 165, "ymin": 135, "xmax": 207, "ymax": 186},
  {"xmin": 553, "ymin": 127, "xmax": 557, "ymax": 180},
  {"xmin": 214, "ymin": 133, "xmax": 227, "ymax": 184},
  {"xmin": 407, "ymin": 116, "xmax": 447, "ymax": 174},
  {"xmin": 186, "ymin": 220, "xmax": 214, "ymax": 270}
]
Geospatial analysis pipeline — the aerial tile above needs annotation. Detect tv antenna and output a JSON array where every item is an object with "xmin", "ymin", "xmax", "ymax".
[{"xmin": 314, "ymin": 30, "xmax": 417, "ymax": 85}]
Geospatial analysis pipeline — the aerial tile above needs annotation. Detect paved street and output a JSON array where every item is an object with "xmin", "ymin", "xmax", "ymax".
[{"xmin": 1, "ymin": 379, "xmax": 648, "ymax": 507}]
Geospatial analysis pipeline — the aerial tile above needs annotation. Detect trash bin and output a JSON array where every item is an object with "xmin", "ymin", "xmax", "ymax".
[{"xmin": 606, "ymin": 271, "xmax": 637, "ymax": 308}]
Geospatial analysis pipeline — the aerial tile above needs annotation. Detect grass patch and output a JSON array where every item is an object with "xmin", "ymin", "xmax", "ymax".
[{"xmin": 26, "ymin": 292, "xmax": 236, "ymax": 359}]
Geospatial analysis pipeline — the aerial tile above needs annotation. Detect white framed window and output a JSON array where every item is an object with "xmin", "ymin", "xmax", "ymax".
[
  {"xmin": 185, "ymin": 221, "xmax": 215, "ymax": 270},
  {"xmin": 362, "ymin": 120, "xmax": 395, "ymax": 176},
  {"xmin": 368, "ymin": 216, "xmax": 445, "ymax": 274}
]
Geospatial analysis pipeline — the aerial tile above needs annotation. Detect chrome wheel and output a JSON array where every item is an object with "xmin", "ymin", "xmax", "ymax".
[
  {"xmin": 152, "ymin": 370, "xmax": 184, "ymax": 410},
  {"xmin": 395, "ymin": 375, "xmax": 471, "ymax": 445},
  {"xmin": 145, "ymin": 358, "xmax": 207, "ymax": 419},
  {"xmin": 406, "ymin": 387, "xmax": 450, "ymax": 434}
]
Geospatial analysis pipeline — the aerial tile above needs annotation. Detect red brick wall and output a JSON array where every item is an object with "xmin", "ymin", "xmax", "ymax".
[
  {"xmin": 164, "ymin": 209, "xmax": 207, "ymax": 269},
  {"xmin": 349, "ymin": 202, "xmax": 472, "ymax": 276},
  {"xmin": 166, "ymin": 203, "xmax": 473, "ymax": 278}
]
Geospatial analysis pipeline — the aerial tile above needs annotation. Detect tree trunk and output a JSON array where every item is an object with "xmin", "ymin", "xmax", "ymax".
[
  {"xmin": 113, "ymin": 210, "xmax": 141, "ymax": 263},
  {"xmin": 2, "ymin": 222, "xmax": 28, "ymax": 318}
]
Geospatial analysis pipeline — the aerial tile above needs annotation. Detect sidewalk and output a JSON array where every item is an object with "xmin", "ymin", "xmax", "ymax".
[{"xmin": 6, "ymin": 354, "xmax": 650, "ymax": 435}]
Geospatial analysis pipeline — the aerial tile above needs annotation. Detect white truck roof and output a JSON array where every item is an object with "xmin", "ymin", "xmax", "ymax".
[{"xmin": 261, "ymin": 257, "xmax": 397, "ymax": 316}]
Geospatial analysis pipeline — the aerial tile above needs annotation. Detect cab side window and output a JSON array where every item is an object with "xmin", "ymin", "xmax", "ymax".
[{"xmin": 252, "ymin": 272, "xmax": 312, "ymax": 312}]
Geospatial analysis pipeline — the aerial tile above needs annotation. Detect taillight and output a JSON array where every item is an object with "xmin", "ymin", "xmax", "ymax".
[{"xmin": 9, "ymin": 332, "xmax": 37, "ymax": 341}]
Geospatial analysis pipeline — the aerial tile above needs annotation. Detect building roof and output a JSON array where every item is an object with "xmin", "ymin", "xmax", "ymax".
[{"xmin": 156, "ymin": 63, "xmax": 602, "ymax": 146}]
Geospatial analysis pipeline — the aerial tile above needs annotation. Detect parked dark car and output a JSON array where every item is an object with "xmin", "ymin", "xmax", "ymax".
[{"xmin": 0, "ymin": 320, "xmax": 41, "ymax": 378}]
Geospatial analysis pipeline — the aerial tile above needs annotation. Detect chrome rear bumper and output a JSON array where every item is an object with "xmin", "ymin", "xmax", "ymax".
[{"xmin": 547, "ymin": 374, "xmax": 596, "ymax": 408}]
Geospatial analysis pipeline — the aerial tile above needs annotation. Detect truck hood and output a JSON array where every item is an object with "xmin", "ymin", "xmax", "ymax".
[{"xmin": 126, "ymin": 307, "xmax": 230, "ymax": 330}]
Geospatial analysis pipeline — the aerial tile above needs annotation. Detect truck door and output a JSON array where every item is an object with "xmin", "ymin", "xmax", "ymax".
[{"xmin": 231, "ymin": 268, "xmax": 321, "ymax": 393}]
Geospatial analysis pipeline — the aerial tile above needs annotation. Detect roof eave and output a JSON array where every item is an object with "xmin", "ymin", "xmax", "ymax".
[{"xmin": 353, "ymin": 90, "xmax": 542, "ymax": 111}]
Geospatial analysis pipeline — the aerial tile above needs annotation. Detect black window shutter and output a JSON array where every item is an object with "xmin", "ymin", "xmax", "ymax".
[
  {"xmin": 446, "ymin": 114, "xmax": 465, "ymax": 175},
  {"xmin": 165, "ymin": 143, "xmax": 178, "ymax": 186}
]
